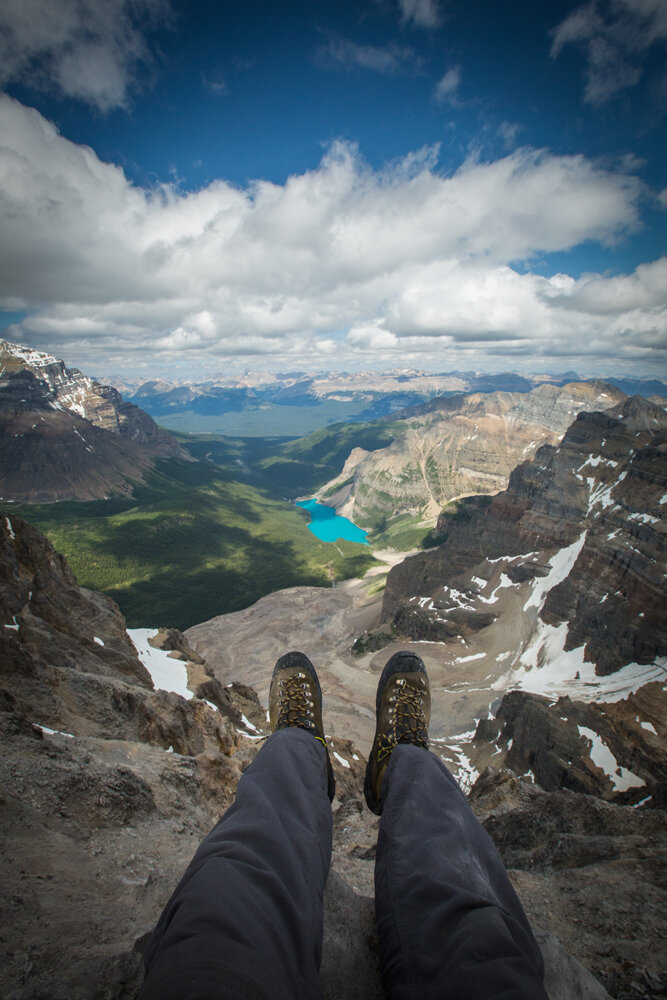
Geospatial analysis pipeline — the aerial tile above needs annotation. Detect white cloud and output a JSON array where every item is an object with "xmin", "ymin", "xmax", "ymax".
[
  {"xmin": 397, "ymin": 0, "xmax": 442, "ymax": 30},
  {"xmin": 0, "ymin": 95, "xmax": 664, "ymax": 375},
  {"xmin": 201, "ymin": 72, "xmax": 229, "ymax": 97},
  {"xmin": 551, "ymin": 0, "xmax": 667, "ymax": 105},
  {"xmin": 433, "ymin": 67, "xmax": 461, "ymax": 104},
  {"xmin": 319, "ymin": 36, "xmax": 419, "ymax": 74},
  {"xmin": 497, "ymin": 121, "xmax": 523, "ymax": 149},
  {"xmin": 0, "ymin": 0, "xmax": 169, "ymax": 111}
]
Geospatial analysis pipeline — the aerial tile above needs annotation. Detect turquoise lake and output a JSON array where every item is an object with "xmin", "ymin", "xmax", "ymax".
[{"xmin": 296, "ymin": 499, "xmax": 369, "ymax": 545}]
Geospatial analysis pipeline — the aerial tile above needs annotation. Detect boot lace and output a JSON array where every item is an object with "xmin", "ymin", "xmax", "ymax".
[
  {"xmin": 276, "ymin": 672, "xmax": 317, "ymax": 733},
  {"xmin": 377, "ymin": 677, "xmax": 428, "ymax": 763}
]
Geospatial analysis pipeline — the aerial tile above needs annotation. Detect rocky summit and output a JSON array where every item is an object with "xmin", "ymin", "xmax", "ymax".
[
  {"xmin": 0, "ymin": 341, "xmax": 188, "ymax": 501},
  {"xmin": 2, "ymin": 490, "xmax": 666, "ymax": 997}
]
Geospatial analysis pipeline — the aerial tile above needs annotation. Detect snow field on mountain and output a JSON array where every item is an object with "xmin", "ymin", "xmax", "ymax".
[
  {"xmin": 493, "ymin": 617, "xmax": 666, "ymax": 703},
  {"xmin": 577, "ymin": 725, "xmax": 645, "ymax": 792},
  {"xmin": 523, "ymin": 531, "xmax": 587, "ymax": 612},
  {"xmin": 127, "ymin": 628, "xmax": 193, "ymax": 699}
]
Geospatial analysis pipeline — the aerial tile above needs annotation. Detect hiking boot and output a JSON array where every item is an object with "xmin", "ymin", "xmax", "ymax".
[
  {"xmin": 269, "ymin": 650, "xmax": 335, "ymax": 800},
  {"xmin": 364, "ymin": 651, "xmax": 430, "ymax": 814}
]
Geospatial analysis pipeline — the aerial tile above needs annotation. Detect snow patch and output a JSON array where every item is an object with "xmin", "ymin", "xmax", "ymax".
[
  {"xmin": 455, "ymin": 652, "xmax": 486, "ymax": 663},
  {"xmin": 578, "ymin": 725, "xmax": 645, "ymax": 792},
  {"xmin": 629, "ymin": 513, "xmax": 659, "ymax": 525},
  {"xmin": 241, "ymin": 713, "xmax": 262, "ymax": 735},
  {"xmin": 451, "ymin": 749, "xmax": 479, "ymax": 794},
  {"xmin": 640, "ymin": 721, "xmax": 658, "ymax": 735},
  {"xmin": 495, "ymin": 618, "xmax": 666, "ymax": 703},
  {"xmin": 5, "ymin": 517, "xmax": 15, "ymax": 540},
  {"xmin": 477, "ymin": 572, "xmax": 518, "ymax": 605},
  {"xmin": 127, "ymin": 628, "xmax": 193, "ymax": 700},
  {"xmin": 333, "ymin": 751, "xmax": 350, "ymax": 769},
  {"xmin": 523, "ymin": 532, "xmax": 587, "ymax": 612},
  {"xmin": 34, "ymin": 724, "xmax": 74, "ymax": 739},
  {"xmin": 93, "ymin": 636, "xmax": 105, "ymax": 646}
]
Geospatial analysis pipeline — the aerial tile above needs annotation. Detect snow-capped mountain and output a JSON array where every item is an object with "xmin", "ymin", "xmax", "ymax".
[{"xmin": 0, "ymin": 341, "xmax": 189, "ymax": 501}]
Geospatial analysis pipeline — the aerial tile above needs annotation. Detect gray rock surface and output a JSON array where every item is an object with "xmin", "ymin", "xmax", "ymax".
[{"xmin": 319, "ymin": 380, "xmax": 625, "ymax": 531}]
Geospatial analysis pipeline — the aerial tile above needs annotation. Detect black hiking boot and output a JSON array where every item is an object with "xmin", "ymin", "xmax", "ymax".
[
  {"xmin": 364, "ymin": 651, "xmax": 430, "ymax": 815},
  {"xmin": 269, "ymin": 650, "xmax": 335, "ymax": 800}
]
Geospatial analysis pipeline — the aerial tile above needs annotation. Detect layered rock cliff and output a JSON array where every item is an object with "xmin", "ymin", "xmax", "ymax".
[
  {"xmin": 382, "ymin": 395, "xmax": 667, "ymax": 681},
  {"xmin": 316, "ymin": 381, "xmax": 625, "ymax": 538},
  {"xmin": 0, "ymin": 340, "xmax": 189, "ymax": 501}
]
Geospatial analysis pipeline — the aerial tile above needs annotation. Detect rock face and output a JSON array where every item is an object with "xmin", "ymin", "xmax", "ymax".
[
  {"xmin": 469, "ymin": 768, "xmax": 666, "ymax": 1000},
  {"xmin": 317, "ymin": 381, "xmax": 625, "ymax": 534},
  {"xmin": 0, "ymin": 340, "xmax": 189, "ymax": 501},
  {"xmin": 382, "ymin": 395, "xmax": 667, "ymax": 679},
  {"xmin": 474, "ymin": 686, "xmax": 666, "ymax": 808},
  {"xmin": 0, "ymin": 515, "xmax": 378, "ymax": 998},
  {"xmin": 0, "ymin": 513, "xmax": 258, "ymax": 998}
]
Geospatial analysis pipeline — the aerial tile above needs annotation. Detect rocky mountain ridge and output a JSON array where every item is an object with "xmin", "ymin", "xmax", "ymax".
[
  {"xmin": 315, "ymin": 381, "xmax": 626, "ymax": 540},
  {"xmin": 122, "ymin": 366, "xmax": 666, "ymax": 440},
  {"xmin": 382, "ymin": 395, "xmax": 666, "ymax": 679},
  {"xmin": 0, "ymin": 341, "xmax": 188, "ymax": 501}
]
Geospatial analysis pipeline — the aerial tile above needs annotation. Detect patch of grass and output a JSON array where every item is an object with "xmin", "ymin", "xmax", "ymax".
[
  {"xmin": 175, "ymin": 420, "xmax": 399, "ymax": 500},
  {"xmin": 364, "ymin": 510, "xmax": 437, "ymax": 552},
  {"xmin": 2, "ymin": 458, "xmax": 377, "ymax": 630},
  {"xmin": 352, "ymin": 628, "xmax": 396, "ymax": 656},
  {"xmin": 320, "ymin": 476, "xmax": 354, "ymax": 500},
  {"xmin": 259, "ymin": 420, "xmax": 401, "ymax": 496}
]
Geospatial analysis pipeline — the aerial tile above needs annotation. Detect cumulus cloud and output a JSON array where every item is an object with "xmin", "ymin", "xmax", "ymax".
[
  {"xmin": 0, "ymin": 0, "xmax": 169, "ymax": 111},
  {"xmin": 318, "ymin": 36, "xmax": 419, "ymax": 74},
  {"xmin": 397, "ymin": 0, "xmax": 442, "ymax": 30},
  {"xmin": 433, "ymin": 67, "xmax": 461, "ymax": 104},
  {"xmin": 551, "ymin": 0, "xmax": 667, "ymax": 105},
  {"xmin": 0, "ymin": 94, "xmax": 664, "ymax": 374}
]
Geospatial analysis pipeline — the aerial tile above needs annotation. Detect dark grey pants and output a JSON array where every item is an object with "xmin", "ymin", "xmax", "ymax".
[{"xmin": 140, "ymin": 729, "xmax": 547, "ymax": 1000}]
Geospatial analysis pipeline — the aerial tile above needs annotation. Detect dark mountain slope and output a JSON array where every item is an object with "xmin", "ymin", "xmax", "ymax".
[
  {"xmin": 0, "ymin": 340, "xmax": 189, "ymax": 502},
  {"xmin": 383, "ymin": 395, "xmax": 667, "ymax": 677}
]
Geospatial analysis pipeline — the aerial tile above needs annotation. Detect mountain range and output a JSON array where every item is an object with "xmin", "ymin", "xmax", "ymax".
[
  {"xmin": 315, "ymin": 380, "xmax": 627, "ymax": 545},
  {"xmin": 123, "ymin": 368, "xmax": 667, "ymax": 438}
]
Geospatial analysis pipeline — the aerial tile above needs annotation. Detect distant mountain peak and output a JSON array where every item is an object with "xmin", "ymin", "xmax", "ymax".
[{"xmin": 0, "ymin": 339, "xmax": 190, "ymax": 502}]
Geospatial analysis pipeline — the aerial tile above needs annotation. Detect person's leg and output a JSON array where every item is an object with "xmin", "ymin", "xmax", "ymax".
[
  {"xmin": 376, "ymin": 745, "xmax": 547, "ymax": 1000},
  {"xmin": 140, "ymin": 653, "xmax": 334, "ymax": 1000},
  {"xmin": 366, "ymin": 652, "xmax": 547, "ymax": 1000}
]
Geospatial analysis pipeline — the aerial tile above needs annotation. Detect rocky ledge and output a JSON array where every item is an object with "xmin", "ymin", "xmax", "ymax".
[{"xmin": 1, "ymin": 514, "xmax": 665, "ymax": 998}]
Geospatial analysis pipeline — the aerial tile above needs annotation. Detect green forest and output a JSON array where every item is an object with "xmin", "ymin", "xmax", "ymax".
[{"xmin": 2, "ymin": 447, "xmax": 377, "ymax": 630}]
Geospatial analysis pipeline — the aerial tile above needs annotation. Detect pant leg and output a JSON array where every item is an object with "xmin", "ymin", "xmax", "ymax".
[
  {"xmin": 140, "ymin": 728, "xmax": 333, "ymax": 1000},
  {"xmin": 375, "ymin": 745, "xmax": 547, "ymax": 1000}
]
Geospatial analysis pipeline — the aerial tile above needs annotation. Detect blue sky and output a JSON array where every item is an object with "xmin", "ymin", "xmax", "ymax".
[{"xmin": 0, "ymin": 0, "xmax": 665, "ymax": 379}]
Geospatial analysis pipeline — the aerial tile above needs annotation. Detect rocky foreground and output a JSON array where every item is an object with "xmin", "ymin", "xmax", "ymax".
[{"xmin": 1, "ymin": 513, "xmax": 666, "ymax": 999}]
